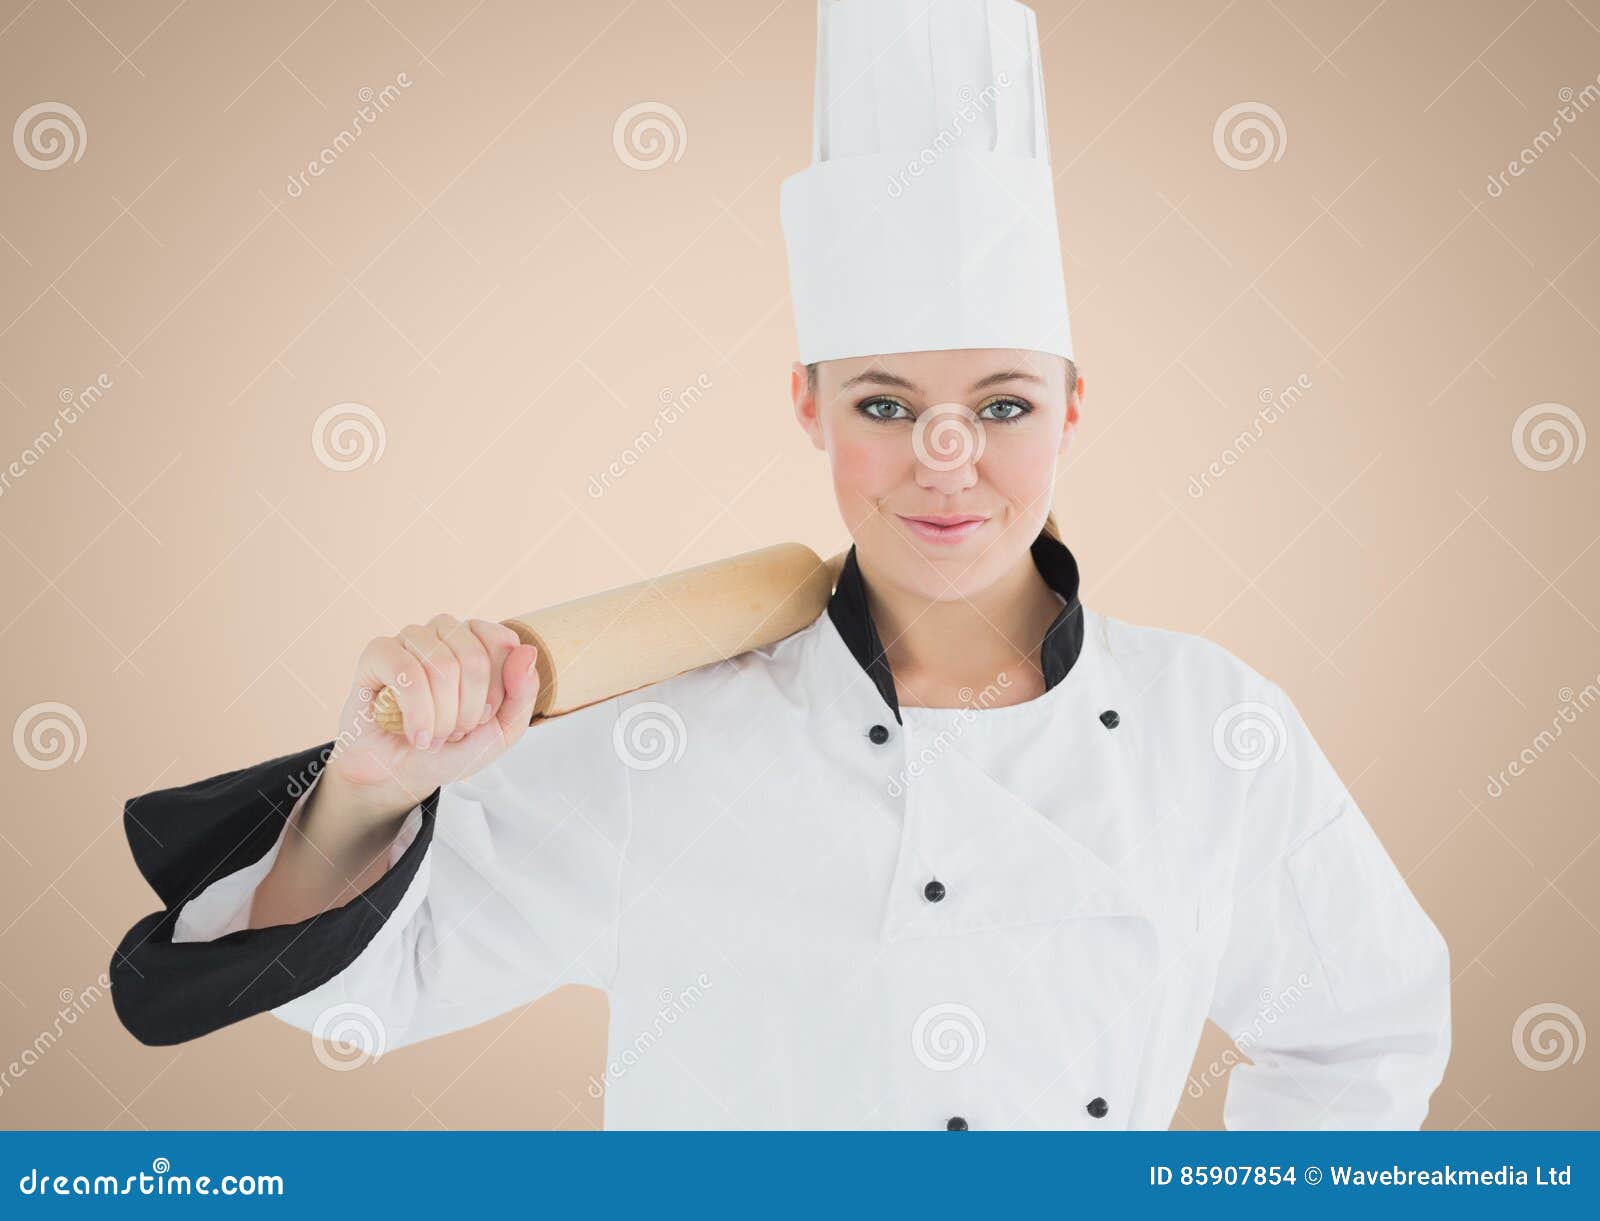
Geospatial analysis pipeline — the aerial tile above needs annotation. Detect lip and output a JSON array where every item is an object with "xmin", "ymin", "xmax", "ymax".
[{"xmin": 897, "ymin": 513, "xmax": 990, "ymax": 544}]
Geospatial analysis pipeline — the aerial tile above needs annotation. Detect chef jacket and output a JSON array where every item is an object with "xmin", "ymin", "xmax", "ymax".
[{"xmin": 110, "ymin": 531, "xmax": 1452, "ymax": 1129}]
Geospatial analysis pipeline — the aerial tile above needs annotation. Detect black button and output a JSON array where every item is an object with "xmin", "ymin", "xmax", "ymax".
[
  {"xmin": 946, "ymin": 1116, "xmax": 968, "ymax": 1131},
  {"xmin": 923, "ymin": 879, "xmax": 946, "ymax": 903},
  {"xmin": 868, "ymin": 724, "xmax": 890, "ymax": 744},
  {"xmin": 1086, "ymin": 1096, "xmax": 1109, "ymax": 1119},
  {"xmin": 1099, "ymin": 710, "xmax": 1120, "ymax": 729}
]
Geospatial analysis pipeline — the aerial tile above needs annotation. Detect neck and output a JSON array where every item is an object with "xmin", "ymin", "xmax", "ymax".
[{"xmin": 858, "ymin": 544, "xmax": 1064, "ymax": 700}]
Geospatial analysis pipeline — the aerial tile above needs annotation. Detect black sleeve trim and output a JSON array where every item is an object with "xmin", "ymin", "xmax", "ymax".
[{"xmin": 109, "ymin": 741, "xmax": 438, "ymax": 1047}]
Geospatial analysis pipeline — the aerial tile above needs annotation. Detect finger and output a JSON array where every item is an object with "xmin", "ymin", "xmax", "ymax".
[
  {"xmin": 467, "ymin": 619, "xmax": 518, "ymax": 723},
  {"xmin": 427, "ymin": 644, "xmax": 540, "ymax": 778},
  {"xmin": 397, "ymin": 623, "xmax": 459, "ymax": 748},
  {"xmin": 495, "ymin": 643, "xmax": 541, "ymax": 742},
  {"xmin": 358, "ymin": 637, "xmax": 432, "ymax": 747},
  {"xmin": 435, "ymin": 615, "xmax": 490, "ymax": 743}
]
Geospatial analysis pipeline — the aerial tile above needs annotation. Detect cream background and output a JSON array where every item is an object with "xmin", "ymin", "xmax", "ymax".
[{"xmin": 0, "ymin": 0, "xmax": 1596, "ymax": 1129}]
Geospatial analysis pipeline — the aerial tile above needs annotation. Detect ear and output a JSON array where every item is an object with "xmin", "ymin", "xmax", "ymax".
[
  {"xmin": 1059, "ymin": 374, "xmax": 1084, "ymax": 455},
  {"xmin": 791, "ymin": 360, "xmax": 824, "ymax": 450}
]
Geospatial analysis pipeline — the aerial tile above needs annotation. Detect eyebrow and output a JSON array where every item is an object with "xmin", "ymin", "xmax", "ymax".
[{"xmin": 838, "ymin": 368, "xmax": 1047, "ymax": 393}]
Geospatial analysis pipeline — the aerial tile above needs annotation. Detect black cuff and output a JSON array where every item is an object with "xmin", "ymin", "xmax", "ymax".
[{"xmin": 109, "ymin": 742, "xmax": 437, "ymax": 1047}]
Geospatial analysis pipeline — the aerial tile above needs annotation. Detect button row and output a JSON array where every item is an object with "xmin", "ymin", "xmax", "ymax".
[
  {"xmin": 941, "ymin": 1099, "xmax": 1109, "ymax": 1130},
  {"xmin": 871, "ymin": 714, "xmax": 1119, "ymax": 747},
  {"xmin": 871, "ymin": 720, "xmax": 1110, "ymax": 1130}
]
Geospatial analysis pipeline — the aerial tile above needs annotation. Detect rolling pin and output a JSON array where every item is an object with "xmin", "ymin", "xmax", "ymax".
[{"xmin": 370, "ymin": 542, "xmax": 849, "ymax": 733}]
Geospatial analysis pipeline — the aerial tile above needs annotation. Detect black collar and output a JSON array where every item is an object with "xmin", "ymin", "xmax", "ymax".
[{"xmin": 826, "ymin": 531, "xmax": 1086, "ymax": 725}]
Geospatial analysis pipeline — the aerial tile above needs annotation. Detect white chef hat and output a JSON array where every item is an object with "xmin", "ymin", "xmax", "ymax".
[{"xmin": 780, "ymin": 0, "xmax": 1073, "ymax": 367}]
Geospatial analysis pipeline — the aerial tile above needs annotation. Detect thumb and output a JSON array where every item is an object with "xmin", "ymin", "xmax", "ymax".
[{"xmin": 495, "ymin": 643, "xmax": 542, "ymax": 743}]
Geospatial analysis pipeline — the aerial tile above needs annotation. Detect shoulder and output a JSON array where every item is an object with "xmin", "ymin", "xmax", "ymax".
[
  {"xmin": 495, "ymin": 612, "xmax": 827, "ymax": 770},
  {"xmin": 1085, "ymin": 607, "xmax": 1341, "ymax": 803},
  {"xmin": 1086, "ymin": 605, "xmax": 1287, "ymax": 712},
  {"xmin": 623, "ymin": 609, "xmax": 827, "ymax": 705}
]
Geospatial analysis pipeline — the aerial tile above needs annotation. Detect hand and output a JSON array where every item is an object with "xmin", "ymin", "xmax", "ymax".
[{"xmin": 320, "ymin": 615, "xmax": 541, "ymax": 815}]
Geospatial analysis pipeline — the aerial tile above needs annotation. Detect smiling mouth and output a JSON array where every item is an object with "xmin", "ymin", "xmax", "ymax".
[{"xmin": 897, "ymin": 514, "xmax": 990, "ymax": 544}]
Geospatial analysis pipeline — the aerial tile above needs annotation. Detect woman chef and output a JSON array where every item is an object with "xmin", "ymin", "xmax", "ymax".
[{"xmin": 109, "ymin": 0, "xmax": 1452, "ymax": 1130}]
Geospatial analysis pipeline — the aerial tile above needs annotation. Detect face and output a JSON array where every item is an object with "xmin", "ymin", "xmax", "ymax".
[{"xmin": 791, "ymin": 347, "xmax": 1083, "ymax": 601}]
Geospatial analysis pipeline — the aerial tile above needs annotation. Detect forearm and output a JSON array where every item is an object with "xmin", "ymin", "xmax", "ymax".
[{"xmin": 247, "ymin": 769, "xmax": 420, "ymax": 929}]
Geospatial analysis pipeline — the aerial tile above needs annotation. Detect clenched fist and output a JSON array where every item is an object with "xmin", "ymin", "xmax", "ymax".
[{"xmin": 321, "ymin": 614, "xmax": 541, "ymax": 815}]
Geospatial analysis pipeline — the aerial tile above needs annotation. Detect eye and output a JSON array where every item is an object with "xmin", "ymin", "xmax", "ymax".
[
  {"xmin": 977, "ymin": 395, "xmax": 1032, "ymax": 423},
  {"xmin": 856, "ymin": 395, "xmax": 913, "ymax": 423}
]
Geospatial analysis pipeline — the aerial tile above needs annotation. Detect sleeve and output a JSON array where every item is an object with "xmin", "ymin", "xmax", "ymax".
[
  {"xmin": 110, "ymin": 702, "xmax": 633, "ymax": 1052},
  {"xmin": 1205, "ymin": 682, "xmax": 1452, "ymax": 1129}
]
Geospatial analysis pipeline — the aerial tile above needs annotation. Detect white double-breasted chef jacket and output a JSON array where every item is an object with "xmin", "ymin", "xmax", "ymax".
[{"xmin": 110, "ymin": 533, "xmax": 1452, "ymax": 1129}]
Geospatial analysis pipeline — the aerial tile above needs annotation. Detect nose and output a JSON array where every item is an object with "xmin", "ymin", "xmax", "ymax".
[{"xmin": 912, "ymin": 403, "xmax": 982, "ymax": 494}]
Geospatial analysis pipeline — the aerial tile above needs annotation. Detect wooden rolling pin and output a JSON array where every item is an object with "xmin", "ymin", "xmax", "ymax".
[{"xmin": 370, "ymin": 542, "xmax": 848, "ymax": 733}]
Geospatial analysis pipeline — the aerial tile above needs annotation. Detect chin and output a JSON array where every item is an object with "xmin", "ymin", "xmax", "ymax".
[{"xmin": 860, "ymin": 530, "xmax": 1007, "ymax": 599}]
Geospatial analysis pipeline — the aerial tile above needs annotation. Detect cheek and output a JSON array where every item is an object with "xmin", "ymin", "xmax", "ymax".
[
  {"xmin": 829, "ymin": 431, "xmax": 905, "ymax": 518},
  {"xmin": 981, "ymin": 430, "xmax": 1057, "ymax": 501}
]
